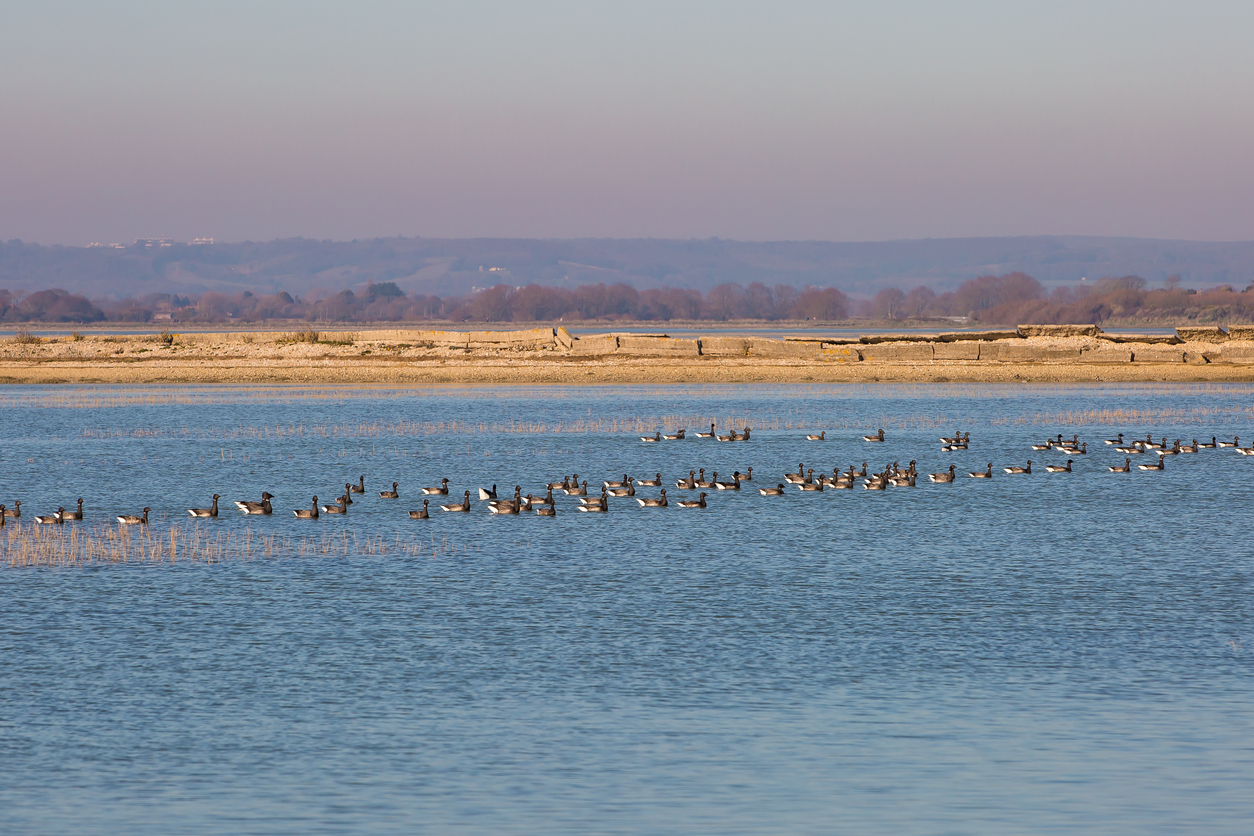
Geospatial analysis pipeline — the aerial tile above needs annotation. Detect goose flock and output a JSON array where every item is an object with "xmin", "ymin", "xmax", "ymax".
[{"xmin": 5, "ymin": 423, "xmax": 1245, "ymax": 526}]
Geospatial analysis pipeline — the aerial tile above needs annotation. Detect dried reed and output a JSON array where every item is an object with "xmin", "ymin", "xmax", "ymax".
[{"xmin": 2, "ymin": 522, "xmax": 468, "ymax": 568}]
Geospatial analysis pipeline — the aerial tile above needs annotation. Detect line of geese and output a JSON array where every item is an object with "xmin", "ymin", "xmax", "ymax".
[
  {"xmin": 639, "ymin": 425, "xmax": 891, "ymax": 444},
  {"xmin": 12, "ymin": 428, "xmax": 1245, "ymax": 524}
]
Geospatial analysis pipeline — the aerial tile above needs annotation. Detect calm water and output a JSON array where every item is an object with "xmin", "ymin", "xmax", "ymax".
[{"xmin": 1, "ymin": 383, "xmax": 1251, "ymax": 835}]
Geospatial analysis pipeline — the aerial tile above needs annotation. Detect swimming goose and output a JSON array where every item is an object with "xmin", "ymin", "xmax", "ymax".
[
  {"xmin": 862, "ymin": 428, "xmax": 885, "ymax": 442},
  {"xmin": 641, "ymin": 431, "xmax": 661, "ymax": 442},
  {"xmin": 422, "ymin": 478, "xmax": 450, "ymax": 495},
  {"xmin": 929, "ymin": 464, "xmax": 957, "ymax": 483},
  {"xmin": 490, "ymin": 486, "xmax": 523, "ymax": 508},
  {"xmin": 349, "ymin": 475, "xmax": 365, "ymax": 494},
  {"xmin": 293, "ymin": 497, "xmax": 320, "ymax": 519},
  {"xmin": 1004, "ymin": 461, "xmax": 1032, "ymax": 474},
  {"xmin": 1157, "ymin": 441, "xmax": 1180, "ymax": 456},
  {"xmin": 696, "ymin": 423, "xmax": 716, "ymax": 438},
  {"xmin": 189, "ymin": 495, "xmax": 219, "ymax": 517},
  {"xmin": 580, "ymin": 487, "xmax": 609, "ymax": 505},
  {"xmin": 1236, "ymin": 443, "xmax": 1254, "ymax": 456},
  {"xmin": 1045, "ymin": 459, "xmax": 1073, "ymax": 473},
  {"xmin": 409, "ymin": 499, "xmax": 430, "ymax": 519},
  {"xmin": 1179, "ymin": 439, "xmax": 1199, "ymax": 453},
  {"xmin": 968, "ymin": 463, "xmax": 993, "ymax": 478},
  {"xmin": 805, "ymin": 431, "xmax": 826, "ymax": 441},
  {"xmin": 1138, "ymin": 457, "xmax": 1165, "ymax": 471},
  {"xmin": 547, "ymin": 476, "xmax": 571, "ymax": 491},
  {"xmin": 741, "ymin": 467, "xmax": 753, "ymax": 481},
  {"xmin": 489, "ymin": 495, "xmax": 522, "ymax": 515},
  {"xmin": 533, "ymin": 487, "xmax": 556, "ymax": 507},
  {"xmin": 662, "ymin": 429, "xmax": 686, "ymax": 440},
  {"xmin": 714, "ymin": 471, "xmax": 742, "ymax": 490},
  {"xmin": 1030, "ymin": 440, "xmax": 1053, "ymax": 451},
  {"xmin": 62, "ymin": 498, "xmax": 84, "ymax": 521},
  {"xmin": 440, "ymin": 491, "xmax": 472, "ymax": 512},
  {"xmin": 117, "ymin": 507, "xmax": 150, "ymax": 525},
  {"xmin": 35, "ymin": 508, "xmax": 65, "ymax": 524},
  {"xmin": 784, "ymin": 464, "xmax": 806, "ymax": 484},
  {"xmin": 677, "ymin": 492, "xmax": 708, "ymax": 508},
  {"xmin": 831, "ymin": 476, "xmax": 855, "ymax": 489},
  {"xmin": 676, "ymin": 470, "xmax": 697, "ymax": 489},
  {"xmin": 565, "ymin": 480, "xmax": 588, "ymax": 496},
  {"xmin": 604, "ymin": 474, "xmax": 630, "ymax": 488},
  {"xmin": 797, "ymin": 479, "xmax": 824, "ymax": 492},
  {"xmin": 759, "ymin": 484, "xmax": 786, "ymax": 496},
  {"xmin": 1109, "ymin": 459, "xmax": 1132, "ymax": 473},
  {"xmin": 695, "ymin": 469, "xmax": 714, "ymax": 488},
  {"xmin": 380, "ymin": 482, "xmax": 400, "ymax": 499},
  {"xmin": 321, "ymin": 496, "xmax": 348, "ymax": 514},
  {"xmin": 1105, "ymin": 433, "xmax": 1124, "ymax": 445},
  {"xmin": 3, "ymin": 501, "xmax": 19, "ymax": 518},
  {"xmin": 716, "ymin": 430, "xmax": 736, "ymax": 441},
  {"xmin": 607, "ymin": 478, "xmax": 636, "ymax": 497},
  {"xmin": 863, "ymin": 477, "xmax": 886, "ymax": 490},
  {"xmin": 636, "ymin": 489, "xmax": 668, "ymax": 507},
  {"xmin": 536, "ymin": 501, "xmax": 556, "ymax": 516},
  {"xmin": 577, "ymin": 492, "xmax": 609, "ymax": 512},
  {"xmin": 637, "ymin": 473, "xmax": 663, "ymax": 487},
  {"xmin": 520, "ymin": 495, "xmax": 535, "ymax": 514},
  {"xmin": 235, "ymin": 492, "xmax": 274, "ymax": 514},
  {"xmin": 940, "ymin": 430, "xmax": 962, "ymax": 444},
  {"xmin": 733, "ymin": 427, "xmax": 751, "ymax": 441},
  {"xmin": 1115, "ymin": 444, "xmax": 1142, "ymax": 454},
  {"xmin": 1059, "ymin": 442, "xmax": 1087, "ymax": 455},
  {"xmin": 1199, "ymin": 437, "xmax": 1217, "ymax": 449},
  {"xmin": 478, "ymin": 484, "xmax": 498, "ymax": 501}
]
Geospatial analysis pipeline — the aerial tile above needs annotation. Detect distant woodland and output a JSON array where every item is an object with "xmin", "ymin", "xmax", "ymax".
[{"xmin": 3, "ymin": 272, "xmax": 1253, "ymax": 327}]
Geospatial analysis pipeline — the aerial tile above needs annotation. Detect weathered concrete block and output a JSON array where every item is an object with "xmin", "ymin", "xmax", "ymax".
[
  {"xmin": 858, "ymin": 343, "xmax": 934, "ymax": 362},
  {"xmin": 938, "ymin": 330, "xmax": 1021, "ymax": 342},
  {"xmin": 1226, "ymin": 326, "xmax": 1254, "ymax": 341},
  {"xmin": 555, "ymin": 327, "xmax": 574, "ymax": 349},
  {"xmin": 570, "ymin": 334, "xmax": 618, "ymax": 354},
  {"xmin": 1099, "ymin": 332, "xmax": 1181, "ymax": 345},
  {"xmin": 992, "ymin": 344, "xmax": 1082, "ymax": 362},
  {"xmin": 699, "ymin": 336, "xmax": 749, "ymax": 356},
  {"xmin": 860, "ymin": 333, "xmax": 940, "ymax": 344},
  {"xmin": 616, "ymin": 335, "xmax": 700, "ymax": 356},
  {"xmin": 467, "ymin": 328, "xmax": 555, "ymax": 347},
  {"xmin": 1131, "ymin": 345, "xmax": 1185, "ymax": 363},
  {"xmin": 1018, "ymin": 324, "xmax": 1101, "ymax": 338},
  {"xmin": 932, "ymin": 342, "xmax": 980, "ymax": 360},
  {"xmin": 1219, "ymin": 345, "xmax": 1254, "ymax": 363},
  {"xmin": 1079, "ymin": 347, "xmax": 1132, "ymax": 363},
  {"xmin": 820, "ymin": 345, "xmax": 861, "ymax": 362},
  {"xmin": 407, "ymin": 329, "xmax": 470, "ymax": 347},
  {"xmin": 1176, "ymin": 326, "xmax": 1228, "ymax": 343},
  {"xmin": 747, "ymin": 338, "xmax": 821, "ymax": 358}
]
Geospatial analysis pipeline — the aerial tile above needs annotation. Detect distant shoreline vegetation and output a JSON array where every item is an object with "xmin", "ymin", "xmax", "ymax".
[{"xmin": 1, "ymin": 273, "xmax": 1251, "ymax": 327}]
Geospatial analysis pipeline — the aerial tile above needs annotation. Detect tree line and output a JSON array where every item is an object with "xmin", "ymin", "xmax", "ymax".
[{"xmin": 2, "ymin": 273, "xmax": 1251, "ymax": 325}]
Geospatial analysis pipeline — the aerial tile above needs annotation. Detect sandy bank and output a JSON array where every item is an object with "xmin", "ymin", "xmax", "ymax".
[{"xmin": 3, "ymin": 326, "xmax": 1254, "ymax": 385}]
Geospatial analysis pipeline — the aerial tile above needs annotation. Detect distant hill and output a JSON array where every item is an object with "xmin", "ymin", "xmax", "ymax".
[{"xmin": 2, "ymin": 235, "xmax": 1252, "ymax": 300}]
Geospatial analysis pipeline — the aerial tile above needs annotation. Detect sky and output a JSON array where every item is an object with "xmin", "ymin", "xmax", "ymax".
[{"xmin": 2, "ymin": 1, "xmax": 1253, "ymax": 246}]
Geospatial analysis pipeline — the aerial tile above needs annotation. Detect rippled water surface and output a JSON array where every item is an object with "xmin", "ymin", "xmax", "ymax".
[{"xmin": 1, "ymin": 383, "xmax": 1252, "ymax": 835}]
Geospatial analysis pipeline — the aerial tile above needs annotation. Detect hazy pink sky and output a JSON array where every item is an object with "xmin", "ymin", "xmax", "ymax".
[{"xmin": 2, "ymin": 1, "xmax": 1253, "ymax": 245}]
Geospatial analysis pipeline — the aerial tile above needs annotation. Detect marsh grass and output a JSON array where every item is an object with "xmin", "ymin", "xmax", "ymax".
[
  {"xmin": 158, "ymin": 329, "xmax": 175, "ymax": 346},
  {"xmin": 2, "ymin": 522, "xmax": 469, "ymax": 568},
  {"xmin": 14, "ymin": 327, "xmax": 41, "ymax": 345}
]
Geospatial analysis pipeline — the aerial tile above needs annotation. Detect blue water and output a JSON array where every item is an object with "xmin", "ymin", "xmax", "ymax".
[{"xmin": 1, "ymin": 383, "xmax": 1251, "ymax": 834}]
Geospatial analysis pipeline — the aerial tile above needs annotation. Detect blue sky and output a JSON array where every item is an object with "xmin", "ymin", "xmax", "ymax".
[{"xmin": 2, "ymin": 1, "xmax": 1252, "ymax": 244}]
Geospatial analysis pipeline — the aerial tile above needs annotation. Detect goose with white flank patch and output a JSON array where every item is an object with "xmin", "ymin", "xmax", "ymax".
[
  {"xmin": 409, "ymin": 499, "xmax": 430, "ymax": 519},
  {"xmin": 676, "ymin": 492, "xmax": 708, "ymax": 509},
  {"xmin": 636, "ymin": 489, "xmax": 668, "ymax": 507},
  {"xmin": 929, "ymin": 464, "xmax": 957, "ymax": 483},
  {"xmin": 189, "ymin": 495, "xmax": 219, "ymax": 517},
  {"xmin": 293, "ymin": 497, "xmax": 319, "ymax": 519},
  {"xmin": 862, "ymin": 428, "xmax": 885, "ymax": 442},
  {"xmin": 117, "ymin": 507, "xmax": 150, "ymax": 525},
  {"xmin": 759, "ymin": 484, "xmax": 786, "ymax": 496},
  {"xmin": 234, "ymin": 492, "xmax": 274, "ymax": 515},
  {"xmin": 35, "ymin": 507, "xmax": 65, "ymax": 525},
  {"xmin": 380, "ymin": 482, "xmax": 399, "ymax": 499},
  {"xmin": 1109, "ymin": 459, "xmax": 1132, "ymax": 473},
  {"xmin": 1045, "ymin": 460, "xmax": 1073, "ymax": 473},
  {"xmin": 1004, "ymin": 461, "xmax": 1032, "ymax": 474},
  {"xmin": 422, "ymin": 478, "xmax": 450, "ymax": 496},
  {"xmin": 441, "ymin": 491, "xmax": 472, "ymax": 512}
]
